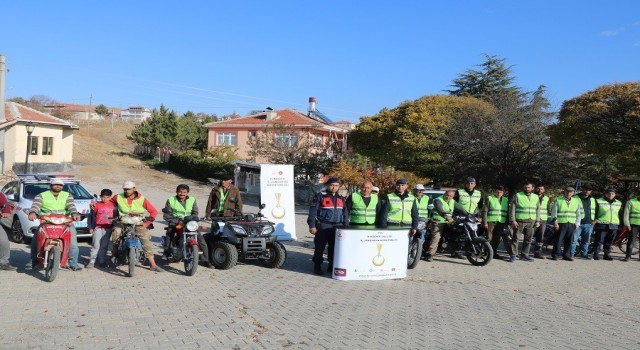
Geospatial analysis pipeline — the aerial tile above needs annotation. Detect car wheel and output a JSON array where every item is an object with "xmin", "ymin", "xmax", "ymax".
[{"xmin": 10, "ymin": 216, "xmax": 27, "ymax": 243}]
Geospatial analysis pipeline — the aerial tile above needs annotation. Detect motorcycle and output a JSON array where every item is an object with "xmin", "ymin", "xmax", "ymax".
[
  {"xmin": 407, "ymin": 219, "xmax": 427, "ymax": 269},
  {"xmin": 35, "ymin": 213, "xmax": 72, "ymax": 282},
  {"xmin": 613, "ymin": 226, "xmax": 639, "ymax": 255},
  {"xmin": 424, "ymin": 215, "xmax": 493, "ymax": 266},
  {"xmin": 208, "ymin": 204, "xmax": 286, "ymax": 270},
  {"xmin": 163, "ymin": 215, "xmax": 202, "ymax": 276},
  {"xmin": 114, "ymin": 214, "xmax": 146, "ymax": 277}
]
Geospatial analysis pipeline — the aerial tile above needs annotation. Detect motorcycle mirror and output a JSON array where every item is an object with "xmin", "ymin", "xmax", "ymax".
[
  {"xmin": 161, "ymin": 208, "xmax": 171, "ymax": 213},
  {"xmin": 259, "ymin": 203, "xmax": 266, "ymax": 209},
  {"xmin": 427, "ymin": 204, "xmax": 434, "ymax": 211}
]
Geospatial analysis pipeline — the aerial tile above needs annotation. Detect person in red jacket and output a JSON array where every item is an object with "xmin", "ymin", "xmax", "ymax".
[
  {"xmin": 0, "ymin": 192, "xmax": 16, "ymax": 270},
  {"xmin": 86, "ymin": 189, "xmax": 117, "ymax": 269}
]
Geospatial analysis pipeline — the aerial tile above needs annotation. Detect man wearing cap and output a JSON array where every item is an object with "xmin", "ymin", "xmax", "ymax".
[
  {"xmin": 508, "ymin": 182, "xmax": 541, "ymax": 262},
  {"xmin": 371, "ymin": 186, "xmax": 380, "ymax": 195},
  {"xmin": 426, "ymin": 189, "xmax": 468, "ymax": 261},
  {"xmin": 573, "ymin": 187, "xmax": 596, "ymax": 259},
  {"xmin": 482, "ymin": 186, "xmax": 509, "ymax": 259},
  {"xmin": 346, "ymin": 180, "xmax": 380, "ymax": 226},
  {"xmin": 109, "ymin": 181, "xmax": 164, "ymax": 272},
  {"xmin": 549, "ymin": 187, "xmax": 581, "ymax": 261},
  {"xmin": 413, "ymin": 184, "xmax": 430, "ymax": 221},
  {"xmin": 27, "ymin": 178, "xmax": 83, "ymax": 271},
  {"xmin": 307, "ymin": 177, "xmax": 348, "ymax": 275},
  {"xmin": 205, "ymin": 175, "xmax": 243, "ymax": 218},
  {"xmin": 592, "ymin": 187, "xmax": 622, "ymax": 260},
  {"xmin": 455, "ymin": 177, "xmax": 482, "ymax": 216},
  {"xmin": 532, "ymin": 184, "xmax": 551, "ymax": 259},
  {"xmin": 622, "ymin": 191, "xmax": 640, "ymax": 261},
  {"xmin": 379, "ymin": 178, "xmax": 419, "ymax": 231}
]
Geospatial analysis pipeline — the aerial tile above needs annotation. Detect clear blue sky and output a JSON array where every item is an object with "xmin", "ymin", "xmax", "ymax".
[{"xmin": 2, "ymin": 1, "xmax": 639, "ymax": 122}]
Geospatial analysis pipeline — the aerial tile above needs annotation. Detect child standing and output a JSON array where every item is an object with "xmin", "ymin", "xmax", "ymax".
[{"xmin": 86, "ymin": 189, "xmax": 117, "ymax": 269}]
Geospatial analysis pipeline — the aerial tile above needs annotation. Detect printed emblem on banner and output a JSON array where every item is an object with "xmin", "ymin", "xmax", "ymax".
[
  {"xmin": 337, "ymin": 231, "xmax": 346, "ymax": 241},
  {"xmin": 334, "ymin": 268, "xmax": 347, "ymax": 276}
]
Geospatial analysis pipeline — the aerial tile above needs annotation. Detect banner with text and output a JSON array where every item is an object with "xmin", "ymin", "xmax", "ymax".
[
  {"xmin": 333, "ymin": 228, "xmax": 408, "ymax": 281},
  {"xmin": 260, "ymin": 164, "xmax": 296, "ymax": 240}
]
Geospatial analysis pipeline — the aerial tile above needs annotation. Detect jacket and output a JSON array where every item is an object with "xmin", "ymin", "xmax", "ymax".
[{"xmin": 205, "ymin": 185, "xmax": 243, "ymax": 218}]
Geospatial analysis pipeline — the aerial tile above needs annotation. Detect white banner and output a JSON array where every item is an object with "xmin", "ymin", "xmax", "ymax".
[
  {"xmin": 333, "ymin": 228, "xmax": 409, "ymax": 281},
  {"xmin": 259, "ymin": 164, "xmax": 296, "ymax": 240}
]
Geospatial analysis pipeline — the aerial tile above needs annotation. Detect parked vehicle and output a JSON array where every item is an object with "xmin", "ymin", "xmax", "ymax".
[
  {"xmin": 208, "ymin": 204, "xmax": 286, "ymax": 270},
  {"xmin": 407, "ymin": 219, "xmax": 427, "ymax": 269},
  {"xmin": 613, "ymin": 226, "xmax": 639, "ymax": 255},
  {"xmin": 34, "ymin": 213, "xmax": 73, "ymax": 282},
  {"xmin": 163, "ymin": 215, "xmax": 202, "ymax": 276},
  {"xmin": 424, "ymin": 214, "xmax": 493, "ymax": 266},
  {"xmin": 1, "ymin": 174, "xmax": 93, "ymax": 243},
  {"xmin": 113, "ymin": 214, "xmax": 145, "ymax": 277}
]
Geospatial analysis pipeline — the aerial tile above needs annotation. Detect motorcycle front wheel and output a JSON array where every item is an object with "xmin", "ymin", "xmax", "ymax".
[
  {"xmin": 44, "ymin": 246, "xmax": 61, "ymax": 282},
  {"xmin": 466, "ymin": 241, "xmax": 493, "ymax": 266},
  {"xmin": 407, "ymin": 238, "xmax": 423, "ymax": 269},
  {"xmin": 617, "ymin": 236, "xmax": 639, "ymax": 255},
  {"xmin": 184, "ymin": 245, "xmax": 199, "ymax": 276},
  {"xmin": 128, "ymin": 248, "xmax": 136, "ymax": 277}
]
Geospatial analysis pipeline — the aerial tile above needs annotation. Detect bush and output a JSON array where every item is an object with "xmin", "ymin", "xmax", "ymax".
[{"xmin": 165, "ymin": 150, "xmax": 235, "ymax": 182}]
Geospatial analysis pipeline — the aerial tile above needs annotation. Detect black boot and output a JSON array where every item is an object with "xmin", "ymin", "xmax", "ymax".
[{"xmin": 313, "ymin": 263, "xmax": 324, "ymax": 275}]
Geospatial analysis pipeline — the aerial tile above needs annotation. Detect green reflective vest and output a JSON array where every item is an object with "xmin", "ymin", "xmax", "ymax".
[
  {"xmin": 539, "ymin": 195, "xmax": 549, "ymax": 221},
  {"xmin": 515, "ymin": 192, "xmax": 538, "ymax": 221},
  {"xmin": 117, "ymin": 194, "xmax": 146, "ymax": 216},
  {"xmin": 596, "ymin": 198, "xmax": 622, "ymax": 225},
  {"xmin": 629, "ymin": 198, "xmax": 640, "ymax": 226},
  {"xmin": 415, "ymin": 196, "xmax": 430, "ymax": 220},
  {"xmin": 457, "ymin": 188, "xmax": 481, "ymax": 213},
  {"xmin": 486, "ymin": 195, "xmax": 508, "ymax": 223},
  {"xmin": 556, "ymin": 197, "xmax": 580, "ymax": 224},
  {"xmin": 218, "ymin": 187, "xmax": 228, "ymax": 212},
  {"xmin": 40, "ymin": 191, "xmax": 70, "ymax": 215},
  {"xmin": 577, "ymin": 196, "xmax": 596, "ymax": 220},
  {"xmin": 168, "ymin": 196, "xmax": 195, "ymax": 218},
  {"xmin": 432, "ymin": 196, "xmax": 455, "ymax": 223},
  {"xmin": 387, "ymin": 192, "xmax": 415, "ymax": 225},
  {"xmin": 350, "ymin": 192, "xmax": 378, "ymax": 224}
]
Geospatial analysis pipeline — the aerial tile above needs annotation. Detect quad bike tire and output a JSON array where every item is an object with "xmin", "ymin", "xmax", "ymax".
[
  {"xmin": 261, "ymin": 242, "xmax": 287, "ymax": 269},
  {"xmin": 44, "ymin": 246, "xmax": 61, "ymax": 282},
  {"xmin": 210, "ymin": 241, "xmax": 238, "ymax": 270}
]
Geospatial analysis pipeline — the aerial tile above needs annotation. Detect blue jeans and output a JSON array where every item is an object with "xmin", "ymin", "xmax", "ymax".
[
  {"xmin": 572, "ymin": 223, "xmax": 593, "ymax": 257},
  {"xmin": 30, "ymin": 225, "xmax": 79, "ymax": 268}
]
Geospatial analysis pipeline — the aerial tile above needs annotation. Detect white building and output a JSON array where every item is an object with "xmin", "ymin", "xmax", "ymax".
[{"xmin": 120, "ymin": 106, "xmax": 151, "ymax": 123}]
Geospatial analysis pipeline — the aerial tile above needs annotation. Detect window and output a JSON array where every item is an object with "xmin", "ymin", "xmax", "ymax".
[
  {"xmin": 248, "ymin": 131, "xmax": 257, "ymax": 138},
  {"xmin": 42, "ymin": 137, "xmax": 53, "ymax": 155},
  {"xmin": 275, "ymin": 133, "xmax": 297, "ymax": 147},
  {"xmin": 217, "ymin": 132, "xmax": 237, "ymax": 146},
  {"xmin": 313, "ymin": 134, "xmax": 323, "ymax": 147},
  {"xmin": 28, "ymin": 136, "xmax": 38, "ymax": 155}
]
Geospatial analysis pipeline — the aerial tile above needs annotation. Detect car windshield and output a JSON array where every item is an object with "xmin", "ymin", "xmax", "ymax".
[{"xmin": 22, "ymin": 183, "xmax": 93, "ymax": 200}]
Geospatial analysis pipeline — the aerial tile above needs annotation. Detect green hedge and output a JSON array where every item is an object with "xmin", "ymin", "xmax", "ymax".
[{"xmin": 165, "ymin": 150, "xmax": 235, "ymax": 182}]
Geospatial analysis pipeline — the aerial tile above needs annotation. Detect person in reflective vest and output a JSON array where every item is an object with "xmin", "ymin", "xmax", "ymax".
[
  {"xmin": 592, "ymin": 187, "xmax": 622, "ymax": 260},
  {"xmin": 455, "ymin": 177, "xmax": 482, "ymax": 215},
  {"xmin": 347, "ymin": 180, "xmax": 380, "ymax": 227},
  {"xmin": 380, "ymin": 178, "xmax": 419, "ymax": 231},
  {"xmin": 425, "ymin": 190, "xmax": 467, "ymax": 262},
  {"xmin": 573, "ymin": 187, "xmax": 596, "ymax": 259},
  {"xmin": 533, "ymin": 184, "xmax": 550, "ymax": 258},
  {"xmin": 109, "ymin": 181, "xmax": 163, "ymax": 272},
  {"xmin": 482, "ymin": 186, "xmax": 509, "ymax": 259},
  {"xmin": 162, "ymin": 184, "xmax": 211, "ymax": 268},
  {"xmin": 413, "ymin": 184, "xmax": 430, "ymax": 221},
  {"xmin": 307, "ymin": 177, "xmax": 348, "ymax": 275},
  {"xmin": 205, "ymin": 174, "xmax": 243, "ymax": 218},
  {"xmin": 623, "ymin": 192, "xmax": 640, "ymax": 261},
  {"xmin": 550, "ymin": 187, "xmax": 581, "ymax": 261},
  {"xmin": 508, "ymin": 182, "xmax": 541, "ymax": 262},
  {"xmin": 27, "ymin": 178, "xmax": 82, "ymax": 271}
]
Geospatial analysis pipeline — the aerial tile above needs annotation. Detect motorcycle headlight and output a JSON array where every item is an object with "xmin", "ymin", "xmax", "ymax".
[
  {"xmin": 417, "ymin": 221, "xmax": 426, "ymax": 230},
  {"xmin": 468, "ymin": 223, "xmax": 478, "ymax": 231},
  {"xmin": 46, "ymin": 216, "xmax": 67, "ymax": 225},
  {"xmin": 186, "ymin": 221, "xmax": 199, "ymax": 231},
  {"xmin": 261, "ymin": 225, "xmax": 274, "ymax": 236},
  {"xmin": 230, "ymin": 224, "xmax": 248, "ymax": 236}
]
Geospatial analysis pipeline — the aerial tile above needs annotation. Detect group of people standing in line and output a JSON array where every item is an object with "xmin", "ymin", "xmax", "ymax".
[{"xmin": 307, "ymin": 176, "xmax": 639, "ymax": 275}]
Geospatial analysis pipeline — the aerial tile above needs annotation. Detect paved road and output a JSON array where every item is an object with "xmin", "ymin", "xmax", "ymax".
[{"xmin": 1, "ymin": 181, "xmax": 640, "ymax": 349}]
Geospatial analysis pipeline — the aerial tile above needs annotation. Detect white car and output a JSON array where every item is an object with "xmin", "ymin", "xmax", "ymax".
[{"xmin": 1, "ymin": 175, "xmax": 94, "ymax": 243}]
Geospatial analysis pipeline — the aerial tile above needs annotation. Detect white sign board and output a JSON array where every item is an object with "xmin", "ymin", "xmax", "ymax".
[
  {"xmin": 333, "ymin": 228, "xmax": 409, "ymax": 281},
  {"xmin": 260, "ymin": 164, "xmax": 296, "ymax": 240}
]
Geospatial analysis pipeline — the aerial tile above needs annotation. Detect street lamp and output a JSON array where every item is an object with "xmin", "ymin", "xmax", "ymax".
[{"xmin": 24, "ymin": 121, "xmax": 35, "ymax": 174}]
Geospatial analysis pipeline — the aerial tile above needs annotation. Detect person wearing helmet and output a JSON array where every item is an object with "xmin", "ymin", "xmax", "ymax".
[{"xmin": 27, "ymin": 178, "xmax": 83, "ymax": 271}]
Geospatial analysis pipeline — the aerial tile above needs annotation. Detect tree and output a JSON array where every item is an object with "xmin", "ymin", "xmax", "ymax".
[
  {"xmin": 95, "ymin": 104, "xmax": 109, "ymax": 117},
  {"xmin": 549, "ymin": 82, "xmax": 640, "ymax": 177},
  {"xmin": 447, "ymin": 54, "xmax": 523, "ymax": 103},
  {"xmin": 349, "ymin": 95, "xmax": 494, "ymax": 182},
  {"xmin": 176, "ymin": 113, "xmax": 208, "ymax": 151},
  {"xmin": 128, "ymin": 104, "xmax": 178, "ymax": 148}
]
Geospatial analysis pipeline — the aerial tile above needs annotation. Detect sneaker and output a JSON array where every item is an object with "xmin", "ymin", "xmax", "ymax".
[
  {"xmin": 562, "ymin": 256, "xmax": 574, "ymax": 261},
  {"xmin": 86, "ymin": 261, "xmax": 95, "ymax": 269},
  {"xmin": 534, "ymin": 252, "xmax": 545, "ymax": 259},
  {"xmin": 623, "ymin": 257, "xmax": 630, "ymax": 262},
  {"xmin": 580, "ymin": 254, "xmax": 593, "ymax": 260},
  {"xmin": 0, "ymin": 263, "xmax": 16, "ymax": 271},
  {"xmin": 425, "ymin": 254, "xmax": 433, "ymax": 262},
  {"xmin": 509, "ymin": 256, "xmax": 517, "ymax": 263},
  {"xmin": 603, "ymin": 255, "xmax": 613, "ymax": 261},
  {"xmin": 548, "ymin": 256, "xmax": 559, "ymax": 261},
  {"xmin": 69, "ymin": 265, "xmax": 83, "ymax": 271},
  {"xmin": 522, "ymin": 256, "xmax": 534, "ymax": 262},
  {"xmin": 150, "ymin": 265, "xmax": 164, "ymax": 273},
  {"xmin": 313, "ymin": 264, "xmax": 324, "ymax": 275},
  {"xmin": 593, "ymin": 255, "xmax": 601, "ymax": 261}
]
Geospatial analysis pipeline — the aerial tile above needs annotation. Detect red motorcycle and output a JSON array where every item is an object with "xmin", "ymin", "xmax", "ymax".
[
  {"xmin": 35, "ymin": 213, "xmax": 72, "ymax": 282},
  {"xmin": 614, "ymin": 226, "xmax": 640, "ymax": 255}
]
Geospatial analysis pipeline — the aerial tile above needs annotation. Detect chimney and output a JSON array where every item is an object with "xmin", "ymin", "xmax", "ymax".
[
  {"xmin": 265, "ymin": 107, "xmax": 277, "ymax": 121},
  {"xmin": 0, "ymin": 54, "xmax": 6, "ymax": 122},
  {"xmin": 308, "ymin": 97, "xmax": 316, "ymax": 115}
]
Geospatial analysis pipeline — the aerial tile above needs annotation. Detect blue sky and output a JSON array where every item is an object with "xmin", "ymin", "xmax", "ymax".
[{"xmin": 2, "ymin": 1, "xmax": 639, "ymax": 122}]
